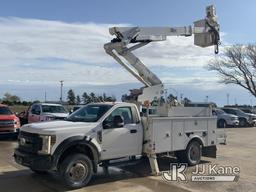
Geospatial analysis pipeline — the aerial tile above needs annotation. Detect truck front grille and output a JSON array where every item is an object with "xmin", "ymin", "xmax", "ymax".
[
  {"xmin": 0, "ymin": 120, "xmax": 14, "ymax": 128},
  {"xmin": 18, "ymin": 131, "xmax": 42, "ymax": 154},
  {"xmin": 54, "ymin": 116, "xmax": 65, "ymax": 120}
]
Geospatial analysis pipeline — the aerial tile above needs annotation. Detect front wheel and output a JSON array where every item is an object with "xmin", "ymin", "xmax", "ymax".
[
  {"xmin": 217, "ymin": 119, "xmax": 226, "ymax": 128},
  {"xmin": 59, "ymin": 154, "xmax": 93, "ymax": 189}
]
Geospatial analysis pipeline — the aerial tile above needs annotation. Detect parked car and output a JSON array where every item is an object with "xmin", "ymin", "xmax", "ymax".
[
  {"xmin": 222, "ymin": 108, "xmax": 256, "ymax": 127},
  {"xmin": 240, "ymin": 108, "xmax": 256, "ymax": 114},
  {"xmin": 0, "ymin": 104, "xmax": 20, "ymax": 134},
  {"xmin": 27, "ymin": 103, "xmax": 69, "ymax": 123},
  {"xmin": 212, "ymin": 108, "xmax": 239, "ymax": 128}
]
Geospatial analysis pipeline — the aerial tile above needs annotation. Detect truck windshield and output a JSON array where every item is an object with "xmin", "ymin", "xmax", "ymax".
[
  {"xmin": 66, "ymin": 104, "xmax": 113, "ymax": 122},
  {"xmin": 0, "ymin": 106, "xmax": 13, "ymax": 115},
  {"xmin": 42, "ymin": 105, "xmax": 67, "ymax": 113}
]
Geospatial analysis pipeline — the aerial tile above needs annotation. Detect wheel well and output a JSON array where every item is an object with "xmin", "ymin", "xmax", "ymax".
[
  {"xmin": 58, "ymin": 144, "xmax": 96, "ymax": 171},
  {"xmin": 187, "ymin": 137, "xmax": 204, "ymax": 148},
  {"xmin": 239, "ymin": 117, "xmax": 246, "ymax": 121}
]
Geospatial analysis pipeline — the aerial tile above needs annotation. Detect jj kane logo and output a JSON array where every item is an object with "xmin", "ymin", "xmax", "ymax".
[{"xmin": 162, "ymin": 164, "xmax": 240, "ymax": 182}]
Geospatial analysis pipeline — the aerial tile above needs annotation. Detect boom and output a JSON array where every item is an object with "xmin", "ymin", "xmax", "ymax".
[{"xmin": 104, "ymin": 5, "xmax": 220, "ymax": 103}]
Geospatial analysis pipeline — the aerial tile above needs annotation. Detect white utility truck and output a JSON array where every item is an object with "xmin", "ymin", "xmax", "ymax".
[{"xmin": 14, "ymin": 5, "xmax": 220, "ymax": 189}]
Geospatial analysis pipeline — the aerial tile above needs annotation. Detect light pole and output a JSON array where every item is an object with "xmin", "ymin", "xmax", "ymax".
[{"xmin": 60, "ymin": 80, "xmax": 64, "ymax": 103}]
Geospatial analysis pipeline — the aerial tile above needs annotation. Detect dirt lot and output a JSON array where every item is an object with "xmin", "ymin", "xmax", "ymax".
[{"xmin": 0, "ymin": 127, "xmax": 256, "ymax": 192}]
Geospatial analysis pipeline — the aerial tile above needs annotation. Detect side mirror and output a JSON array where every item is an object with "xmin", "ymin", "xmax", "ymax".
[
  {"xmin": 113, "ymin": 115, "xmax": 124, "ymax": 128},
  {"xmin": 103, "ymin": 120, "xmax": 111, "ymax": 129}
]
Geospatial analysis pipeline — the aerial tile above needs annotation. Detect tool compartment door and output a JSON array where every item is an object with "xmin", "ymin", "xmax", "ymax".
[
  {"xmin": 171, "ymin": 120, "xmax": 185, "ymax": 151},
  {"xmin": 152, "ymin": 119, "xmax": 172, "ymax": 153}
]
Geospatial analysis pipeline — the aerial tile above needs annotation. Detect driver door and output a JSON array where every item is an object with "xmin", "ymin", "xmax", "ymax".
[
  {"xmin": 101, "ymin": 106, "xmax": 143, "ymax": 160},
  {"xmin": 28, "ymin": 105, "xmax": 41, "ymax": 123}
]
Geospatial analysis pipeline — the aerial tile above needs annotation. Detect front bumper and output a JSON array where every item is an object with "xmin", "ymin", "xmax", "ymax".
[
  {"xmin": 14, "ymin": 149, "xmax": 53, "ymax": 171},
  {"xmin": 0, "ymin": 127, "xmax": 19, "ymax": 134}
]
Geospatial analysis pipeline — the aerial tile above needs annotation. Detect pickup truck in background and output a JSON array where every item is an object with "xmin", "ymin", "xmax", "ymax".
[
  {"xmin": 0, "ymin": 104, "xmax": 20, "ymax": 135},
  {"xmin": 18, "ymin": 103, "xmax": 69, "ymax": 125},
  {"xmin": 27, "ymin": 103, "xmax": 69, "ymax": 124}
]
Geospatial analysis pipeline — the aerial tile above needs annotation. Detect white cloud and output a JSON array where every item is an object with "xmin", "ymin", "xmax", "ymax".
[{"xmin": 0, "ymin": 17, "xmax": 220, "ymax": 87}]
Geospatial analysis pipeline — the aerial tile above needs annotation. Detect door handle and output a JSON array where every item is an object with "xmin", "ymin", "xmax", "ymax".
[{"xmin": 130, "ymin": 129, "xmax": 137, "ymax": 134}]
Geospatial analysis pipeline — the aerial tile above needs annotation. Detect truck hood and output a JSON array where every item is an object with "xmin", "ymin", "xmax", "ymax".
[
  {"xmin": 42, "ymin": 113, "xmax": 68, "ymax": 118},
  {"xmin": 21, "ymin": 120, "xmax": 99, "ymax": 135},
  {"xmin": 0, "ymin": 114, "xmax": 17, "ymax": 120},
  {"xmin": 219, "ymin": 113, "xmax": 238, "ymax": 119}
]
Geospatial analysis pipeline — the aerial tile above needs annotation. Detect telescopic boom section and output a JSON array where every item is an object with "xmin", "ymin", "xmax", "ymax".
[{"xmin": 104, "ymin": 5, "xmax": 220, "ymax": 101}]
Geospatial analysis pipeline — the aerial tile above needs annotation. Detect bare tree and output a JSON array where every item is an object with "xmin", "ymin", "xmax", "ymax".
[{"xmin": 207, "ymin": 44, "xmax": 256, "ymax": 97}]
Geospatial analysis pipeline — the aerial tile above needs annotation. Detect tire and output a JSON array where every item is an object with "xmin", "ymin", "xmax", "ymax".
[
  {"xmin": 59, "ymin": 153, "xmax": 93, "ymax": 189},
  {"xmin": 217, "ymin": 119, "xmax": 226, "ymax": 128},
  {"xmin": 239, "ymin": 118, "xmax": 247, "ymax": 127},
  {"xmin": 176, "ymin": 140, "xmax": 202, "ymax": 166}
]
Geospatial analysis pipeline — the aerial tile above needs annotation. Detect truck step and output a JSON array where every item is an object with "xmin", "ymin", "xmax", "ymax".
[{"xmin": 100, "ymin": 157, "xmax": 143, "ymax": 167}]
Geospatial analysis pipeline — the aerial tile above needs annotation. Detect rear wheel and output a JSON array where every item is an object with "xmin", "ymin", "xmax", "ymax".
[
  {"xmin": 175, "ymin": 140, "xmax": 202, "ymax": 166},
  {"xmin": 59, "ymin": 154, "xmax": 93, "ymax": 189}
]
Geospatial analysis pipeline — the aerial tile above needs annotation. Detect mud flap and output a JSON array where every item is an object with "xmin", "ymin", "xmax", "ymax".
[{"xmin": 202, "ymin": 145, "xmax": 217, "ymax": 158}]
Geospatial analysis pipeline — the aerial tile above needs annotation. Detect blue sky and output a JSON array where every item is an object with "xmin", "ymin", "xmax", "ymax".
[
  {"xmin": 0, "ymin": 0, "xmax": 255, "ymax": 106},
  {"xmin": 1, "ymin": 0, "xmax": 255, "ymax": 42}
]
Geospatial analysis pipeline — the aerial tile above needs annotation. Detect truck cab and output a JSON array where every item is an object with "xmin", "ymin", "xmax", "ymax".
[{"xmin": 14, "ymin": 103, "xmax": 144, "ymax": 187}]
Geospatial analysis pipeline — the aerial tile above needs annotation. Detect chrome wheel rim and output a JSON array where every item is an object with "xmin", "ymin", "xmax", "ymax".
[
  {"xmin": 69, "ymin": 162, "xmax": 88, "ymax": 182},
  {"xmin": 189, "ymin": 145, "xmax": 200, "ymax": 162}
]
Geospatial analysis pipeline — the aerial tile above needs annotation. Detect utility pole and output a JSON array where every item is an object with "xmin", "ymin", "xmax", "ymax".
[
  {"xmin": 205, "ymin": 95, "xmax": 209, "ymax": 103},
  {"xmin": 226, "ymin": 93, "xmax": 230, "ymax": 105},
  {"xmin": 44, "ymin": 91, "xmax": 47, "ymax": 102},
  {"xmin": 60, "ymin": 80, "xmax": 64, "ymax": 103}
]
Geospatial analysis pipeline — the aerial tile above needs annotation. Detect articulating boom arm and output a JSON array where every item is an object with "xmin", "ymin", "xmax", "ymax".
[{"xmin": 104, "ymin": 5, "xmax": 220, "ymax": 102}]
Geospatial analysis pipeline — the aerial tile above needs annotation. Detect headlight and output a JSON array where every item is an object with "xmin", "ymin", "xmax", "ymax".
[
  {"xmin": 38, "ymin": 135, "xmax": 56, "ymax": 155},
  {"xmin": 14, "ymin": 119, "xmax": 20, "ymax": 128}
]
